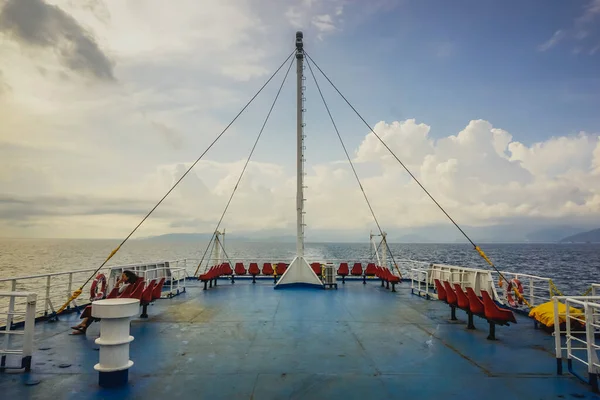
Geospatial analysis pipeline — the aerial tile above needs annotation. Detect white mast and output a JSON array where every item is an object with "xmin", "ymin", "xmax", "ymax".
[
  {"xmin": 275, "ymin": 32, "xmax": 323, "ymax": 288},
  {"xmin": 296, "ymin": 31, "xmax": 305, "ymax": 257}
]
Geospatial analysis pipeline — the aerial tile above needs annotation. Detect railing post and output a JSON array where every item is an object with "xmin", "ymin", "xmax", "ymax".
[
  {"xmin": 22, "ymin": 293, "xmax": 36, "ymax": 372},
  {"xmin": 565, "ymin": 299, "xmax": 573, "ymax": 373},
  {"xmin": 553, "ymin": 296, "xmax": 562, "ymax": 374},
  {"xmin": 6, "ymin": 280, "xmax": 16, "ymax": 329},
  {"xmin": 45, "ymin": 276, "xmax": 51, "ymax": 315},
  {"xmin": 67, "ymin": 273, "xmax": 73, "ymax": 309},
  {"xmin": 584, "ymin": 303, "xmax": 599, "ymax": 393},
  {"xmin": 529, "ymin": 277, "xmax": 535, "ymax": 307}
]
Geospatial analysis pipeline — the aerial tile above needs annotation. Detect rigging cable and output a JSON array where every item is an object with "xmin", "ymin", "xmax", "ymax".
[
  {"xmin": 55, "ymin": 50, "xmax": 296, "ymax": 315},
  {"xmin": 305, "ymin": 57, "xmax": 403, "ymax": 278},
  {"xmin": 194, "ymin": 56, "xmax": 295, "ymax": 276},
  {"xmin": 305, "ymin": 52, "xmax": 528, "ymax": 305}
]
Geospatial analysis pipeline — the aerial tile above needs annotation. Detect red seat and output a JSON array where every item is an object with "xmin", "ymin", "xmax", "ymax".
[
  {"xmin": 337, "ymin": 263, "xmax": 349, "ymax": 276},
  {"xmin": 106, "ymin": 286, "xmax": 120, "ymax": 299},
  {"xmin": 276, "ymin": 263, "xmax": 287, "ymax": 275},
  {"xmin": 118, "ymin": 281, "xmax": 137, "ymax": 298},
  {"xmin": 442, "ymin": 281, "xmax": 458, "ymax": 306},
  {"xmin": 152, "ymin": 277, "xmax": 165, "ymax": 300},
  {"xmin": 441, "ymin": 280, "xmax": 459, "ymax": 321},
  {"xmin": 465, "ymin": 287, "xmax": 484, "ymax": 315},
  {"xmin": 222, "ymin": 263, "xmax": 233, "ymax": 275},
  {"xmin": 234, "ymin": 262, "xmax": 246, "ymax": 275},
  {"xmin": 127, "ymin": 280, "xmax": 144, "ymax": 300},
  {"xmin": 141, "ymin": 280, "xmax": 156, "ymax": 304},
  {"xmin": 262, "ymin": 263, "xmax": 274, "ymax": 275},
  {"xmin": 365, "ymin": 263, "xmax": 377, "ymax": 276},
  {"xmin": 385, "ymin": 269, "xmax": 400, "ymax": 283},
  {"xmin": 453, "ymin": 284, "xmax": 469, "ymax": 310},
  {"xmin": 139, "ymin": 280, "xmax": 157, "ymax": 318},
  {"xmin": 248, "ymin": 263, "xmax": 260, "ymax": 275},
  {"xmin": 311, "ymin": 263, "xmax": 322, "ymax": 276},
  {"xmin": 481, "ymin": 290, "xmax": 517, "ymax": 324},
  {"xmin": 350, "ymin": 263, "xmax": 362, "ymax": 276},
  {"xmin": 454, "ymin": 283, "xmax": 476, "ymax": 329},
  {"xmin": 434, "ymin": 279, "xmax": 447, "ymax": 302}
]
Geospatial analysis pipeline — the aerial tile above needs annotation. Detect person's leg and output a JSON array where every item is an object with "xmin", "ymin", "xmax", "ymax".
[{"xmin": 71, "ymin": 317, "xmax": 90, "ymax": 334}]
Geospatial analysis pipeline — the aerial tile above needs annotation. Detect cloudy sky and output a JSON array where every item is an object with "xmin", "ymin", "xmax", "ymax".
[{"xmin": 1, "ymin": 0, "xmax": 599, "ymax": 240}]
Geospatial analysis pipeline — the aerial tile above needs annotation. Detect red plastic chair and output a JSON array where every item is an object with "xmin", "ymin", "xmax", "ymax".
[
  {"xmin": 434, "ymin": 279, "xmax": 447, "ymax": 302},
  {"xmin": 481, "ymin": 290, "xmax": 517, "ymax": 340},
  {"xmin": 337, "ymin": 263, "xmax": 349, "ymax": 284},
  {"xmin": 234, "ymin": 262, "xmax": 246, "ymax": 275},
  {"xmin": 276, "ymin": 263, "xmax": 287, "ymax": 275},
  {"xmin": 350, "ymin": 263, "xmax": 363, "ymax": 276},
  {"xmin": 248, "ymin": 263, "xmax": 260, "ymax": 283},
  {"xmin": 152, "ymin": 277, "xmax": 165, "ymax": 300},
  {"xmin": 310, "ymin": 263, "xmax": 322, "ymax": 276},
  {"xmin": 262, "ymin": 263, "xmax": 274, "ymax": 276},
  {"xmin": 364, "ymin": 263, "xmax": 377, "ymax": 276},
  {"xmin": 465, "ymin": 287, "xmax": 485, "ymax": 316},
  {"xmin": 454, "ymin": 283, "xmax": 475, "ymax": 329},
  {"xmin": 442, "ymin": 281, "xmax": 458, "ymax": 320}
]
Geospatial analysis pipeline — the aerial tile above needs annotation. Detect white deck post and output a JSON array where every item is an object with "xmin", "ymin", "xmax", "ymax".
[{"xmin": 92, "ymin": 298, "xmax": 139, "ymax": 387}]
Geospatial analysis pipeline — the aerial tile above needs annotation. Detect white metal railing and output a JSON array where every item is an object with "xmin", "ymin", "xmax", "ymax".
[
  {"xmin": 409, "ymin": 264, "xmax": 502, "ymax": 302},
  {"xmin": 0, "ymin": 292, "xmax": 36, "ymax": 372},
  {"xmin": 409, "ymin": 268, "xmax": 431, "ymax": 298},
  {"xmin": 553, "ymin": 296, "xmax": 600, "ymax": 392},
  {"xmin": 137, "ymin": 267, "xmax": 187, "ymax": 298},
  {"xmin": 492, "ymin": 271, "xmax": 551, "ymax": 309},
  {"xmin": 592, "ymin": 284, "xmax": 600, "ymax": 297},
  {"xmin": 0, "ymin": 260, "xmax": 188, "ymax": 323}
]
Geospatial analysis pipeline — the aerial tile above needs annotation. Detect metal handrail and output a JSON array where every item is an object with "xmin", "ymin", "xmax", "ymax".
[
  {"xmin": 553, "ymin": 296, "xmax": 600, "ymax": 393},
  {"xmin": 0, "ymin": 291, "xmax": 36, "ymax": 372}
]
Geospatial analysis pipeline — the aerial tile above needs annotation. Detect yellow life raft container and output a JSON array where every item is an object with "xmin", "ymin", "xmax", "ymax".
[{"xmin": 528, "ymin": 301, "xmax": 586, "ymax": 328}]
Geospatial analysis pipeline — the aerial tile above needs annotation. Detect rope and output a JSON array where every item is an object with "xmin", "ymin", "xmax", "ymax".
[
  {"xmin": 194, "ymin": 56, "xmax": 295, "ymax": 277},
  {"xmin": 55, "ymin": 50, "xmax": 296, "ymax": 315},
  {"xmin": 305, "ymin": 57, "xmax": 402, "ymax": 279}
]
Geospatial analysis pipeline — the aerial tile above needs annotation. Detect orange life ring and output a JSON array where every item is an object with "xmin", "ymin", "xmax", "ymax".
[
  {"xmin": 505, "ymin": 278, "xmax": 524, "ymax": 307},
  {"xmin": 90, "ymin": 273, "xmax": 107, "ymax": 301}
]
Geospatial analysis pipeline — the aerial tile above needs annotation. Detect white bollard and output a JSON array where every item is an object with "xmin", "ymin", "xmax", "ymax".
[{"xmin": 91, "ymin": 298, "xmax": 140, "ymax": 388}]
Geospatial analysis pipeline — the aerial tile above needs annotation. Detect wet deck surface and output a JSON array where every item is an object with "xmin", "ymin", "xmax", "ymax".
[{"xmin": 1, "ymin": 278, "xmax": 599, "ymax": 399}]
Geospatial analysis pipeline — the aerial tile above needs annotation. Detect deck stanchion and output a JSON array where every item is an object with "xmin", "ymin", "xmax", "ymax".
[{"xmin": 92, "ymin": 298, "xmax": 139, "ymax": 388}]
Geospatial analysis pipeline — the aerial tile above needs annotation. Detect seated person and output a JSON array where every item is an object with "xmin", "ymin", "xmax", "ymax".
[{"xmin": 70, "ymin": 270, "xmax": 138, "ymax": 335}]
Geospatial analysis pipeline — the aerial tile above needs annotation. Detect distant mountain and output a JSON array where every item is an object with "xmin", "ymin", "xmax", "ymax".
[
  {"xmin": 525, "ymin": 226, "xmax": 583, "ymax": 243},
  {"xmin": 139, "ymin": 233, "xmax": 247, "ymax": 242},
  {"xmin": 138, "ymin": 223, "xmax": 600, "ymax": 244},
  {"xmin": 559, "ymin": 228, "xmax": 600, "ymax": 243}
]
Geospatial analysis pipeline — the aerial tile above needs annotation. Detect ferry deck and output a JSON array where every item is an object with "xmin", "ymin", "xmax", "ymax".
[{"xmin": 1, "ymin": 277, "xmax": 599, "ymax": 400}]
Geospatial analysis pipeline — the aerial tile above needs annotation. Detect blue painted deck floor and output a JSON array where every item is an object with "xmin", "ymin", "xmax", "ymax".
[{"xmin": 1, "ymin": 279, "xmax": 599, "ymax": 399}]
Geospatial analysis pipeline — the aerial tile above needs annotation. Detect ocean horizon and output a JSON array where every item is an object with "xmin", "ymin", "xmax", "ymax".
[{"xmin": 0, "ymin": 238, "xmax": 598, "ymax": 296}]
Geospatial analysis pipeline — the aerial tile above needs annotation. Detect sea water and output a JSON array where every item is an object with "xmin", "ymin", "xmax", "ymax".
[{"xmin": 0, "ymin": 239, "xmax": 598, "ymax": 295}]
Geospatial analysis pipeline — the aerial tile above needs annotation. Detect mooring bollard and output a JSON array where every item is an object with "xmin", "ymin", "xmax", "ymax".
[{"xmin": 91, "ymin": 298, "xmax": 139, "ymax": 388}]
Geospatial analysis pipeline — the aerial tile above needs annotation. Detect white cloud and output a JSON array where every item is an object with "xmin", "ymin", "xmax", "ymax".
[
  {"xmin": 539, "ymin": 0, "xmax": 600, "ymax": 54},
  {"xmin": 285, "ymin": 0, "xmax": 344, "ymax": 36},
  {"xmin": 2, "ymin": 116, "xmax": 599, "ymax": 238},
  {"xmin": 538, "ymin": 30, "xmax": 565, "ymax": 52}
]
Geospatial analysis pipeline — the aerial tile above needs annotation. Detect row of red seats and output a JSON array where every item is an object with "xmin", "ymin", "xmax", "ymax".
[
  {"xmin": 201, "ymin": 262, "xmax": 399, "ymax": 287},
  {"xmin": 81, "ymin": 277, "xmax": 166, "ymax": 323},
  {"xmin": 106, "ymin": 276, "xmax": 166, "ymax": 318},
  {"xmin": 221, "ymin": 261, "xmax": 380, "ymax": 278},
  {"xmin": 374, "ymin": 266, "xmax": 401, "ymax": 291},
  {"xmin": 434, "ymin": 279, "xmax": 516, "ymax": 340}
]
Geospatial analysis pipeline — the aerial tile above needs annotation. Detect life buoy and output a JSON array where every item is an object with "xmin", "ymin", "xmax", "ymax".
[
  {"xmin": 90, "ymin": 273, "xmax": 107, "ymax": 301},
  {"xmin": 501, "ymin": 278, "xmax": 524, "ymax": 307}
]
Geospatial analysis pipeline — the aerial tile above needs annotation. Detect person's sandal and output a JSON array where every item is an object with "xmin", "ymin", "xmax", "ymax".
[{"xmin": 70, "ymin": 326, "xmax": 86, "ymax": 335}]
